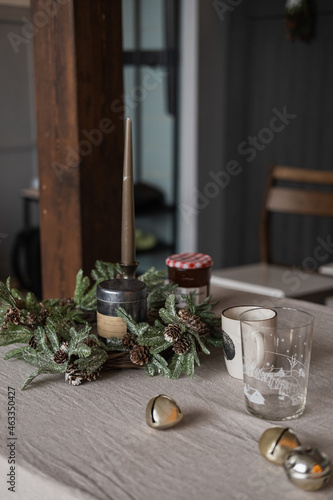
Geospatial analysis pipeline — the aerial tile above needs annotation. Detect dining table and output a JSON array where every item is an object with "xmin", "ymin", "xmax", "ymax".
[{"xmin": 0, "ymin": 283, "xmax": 332, "ymax": 500}]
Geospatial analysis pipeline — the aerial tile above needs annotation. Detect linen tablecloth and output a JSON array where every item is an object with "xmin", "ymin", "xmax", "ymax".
[{"xmin": 0, "ymin": 285, "xmax": 332, "ymax": 500}]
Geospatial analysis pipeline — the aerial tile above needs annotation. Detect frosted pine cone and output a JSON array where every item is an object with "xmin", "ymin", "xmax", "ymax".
[
  {"xmin": 195, "ymin": 321, "xmax": 210, "ymax": 337},
  {"xmin": 83, "ymin": 337, "xmax": 98, "ymax": 348},
  {"xmin": 5, "ymin": 307, "xmax": 21, "ymax": 326},
  {"xmin": 173, "ymin": 336, "xmax": 191, "ymax": 355},
  {"xmin": 129, "ymin": 345, "xmax": 150, "ymax": 366},
  {"xmin": 14, "ymin": 298, "xmax": 24, "ymax": 310},
  {"xmin": 39, "ymin": 305, "xmax": 51, "ymax": 325},
  {"xmin": 59, "ymin": 297, "xmax": 74, "ymax": 307},
  {"xmin": 178, "ymin": 309, "xmax": 209, "ymax": 336},
  {"xmin": 163, "ymin": 324, "xmax": 182, "ymax": 342},
  {"xmin": 54, "ymin": 342, "xmax": 69, "ymax": 364},
  {"xmin": 65, "ymin": 364, "xmax": 85, "ymax": 386},
  {"xmin": 24, "ymin": 312, "xmax": 37, "ymax": 329},
  {"xmin": 178, "ymin": 309, "xmax": 200, "ymax": 328},
  {"xmin": 121, "ymin": 332, "xmax": 137, "ymax": 349},
  {"xmin": 65, "ymin": 361, "xmax": 101, "ymax": 385},
  {"xmin": 84, "ymin": 367, "xmax": 102, "ymax": 382}
]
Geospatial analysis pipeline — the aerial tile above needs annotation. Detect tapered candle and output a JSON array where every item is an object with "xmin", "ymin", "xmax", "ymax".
[{"xmin": 121, "ymin": 118, "xmax": 136, "ymax": 266}]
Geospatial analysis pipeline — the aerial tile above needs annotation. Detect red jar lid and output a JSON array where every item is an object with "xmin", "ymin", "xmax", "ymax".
[{"xmin": 166, "ymin": 252, "xmax": 213, "ymax": 269}]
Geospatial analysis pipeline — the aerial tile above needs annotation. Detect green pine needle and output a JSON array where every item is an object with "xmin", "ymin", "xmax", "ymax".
[
  {"xmin": 75, "ymin": 347, "xmax": 108, "ymax": 375},
  {"xmin": 169, "ymin": 353, "xmax": 185, "ymax": 379},
  {"xmin": 25, "ymin": 292, "xmax": 41, "ymax": 315},
  {"xmin": 191, "ymin": 331, "xmax": 210, "ymax": 355},
  {"xmin": 67, "ymin": 325, "xmax": 92, "ymax": 359},
  {"xmin": 136, "ymin": 326, "xmax": 168, "ymax": 348},
  {"xmin": 91, "ymin": 261, "xmax": 121, "ymax": 283},
  {"xmin": 0, "ymin": 280, "xmax": 17, "ymax": 308},
  {"xmin": 104, "ymin": 337, "xmax": 126, "ymax": 352},
  {"xmin": 139, "ymin": 267, "xmax": 177, "ymax": 309},
  {"xmin": 4, "ymin": 346, "xmax": 27, "ymax": 360},
  {"xmin": 149, "ymin": 354, "xmax": 171, "ymax": 378},
  {"xmin": 74, "ymin": 270, "xmax": 90, "ymax": 305},
  {"xmin": 0, "ymin": 324, "xmax": 32, "ymax": 347},
  {"xmin": 144, "ymin": 362, "xmax": 156, "ymax": 377},
  {"xmin": 159, "ymin": 294, "xmax": 181, "ymax": 325},
  {"xmin": 149, "ymin": 340, "xmax": 172, "ymax": 355},
  {"xmin": 116, "ymin": 307, "xmax": 149, "ymax": 337},
  {"xmin": 189, "ymin": 337, "xmax": 200, "ymax": 366},
  {"xmin": 22, "ymin": 369, "xmax": 42, "ymax": 390}
]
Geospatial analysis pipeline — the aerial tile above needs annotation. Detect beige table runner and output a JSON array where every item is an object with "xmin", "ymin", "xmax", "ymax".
[{"xmin": 0, "ymin": 286, "xmax": 332, "ymax": 500}]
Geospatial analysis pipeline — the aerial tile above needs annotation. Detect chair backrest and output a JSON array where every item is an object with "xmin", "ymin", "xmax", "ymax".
[{"xmin": 260, "ymin": 164, "xmax": 333, "ymax": 263}]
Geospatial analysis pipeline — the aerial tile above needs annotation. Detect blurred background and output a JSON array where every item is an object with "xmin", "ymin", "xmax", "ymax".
[{"xmin": 1, "ymin": 0, "xmax": 333, "ymax": 296}]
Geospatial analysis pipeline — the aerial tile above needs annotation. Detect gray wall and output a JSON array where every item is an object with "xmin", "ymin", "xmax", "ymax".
[
  {"xmin": 0, "ymin": 6, "xmax": 38, "ymax": 280},
  {"xmin": 197, "ymin": 0, "xmax": 333, "ymax": 269}
]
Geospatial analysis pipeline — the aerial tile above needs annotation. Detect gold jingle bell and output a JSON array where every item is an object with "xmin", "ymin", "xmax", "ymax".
[
  {"xmin": 259, "ymin": 427, "xmax": 301, "ymax": 465},
  {"xmin": 146, "ymin": 394, "xmax": 183, "ymax": 430}
]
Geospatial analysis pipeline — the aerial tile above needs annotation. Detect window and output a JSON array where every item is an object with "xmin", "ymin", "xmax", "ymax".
[{"xmin": 122, "ymin": 0, "xmax": 179, "ymax": 272}]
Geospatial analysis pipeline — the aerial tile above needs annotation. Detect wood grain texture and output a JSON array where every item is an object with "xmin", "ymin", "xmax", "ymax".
[
  {"xmin": 266, "ymin": 188, "xmax": 333, "ymax": 217},
  {"xmin": 272, "ymin": 166, "xmax": 333, "ymax": 185},
  {"xmin": 32, "ymin": 0, "xmax": 124, "ymax": 298}
]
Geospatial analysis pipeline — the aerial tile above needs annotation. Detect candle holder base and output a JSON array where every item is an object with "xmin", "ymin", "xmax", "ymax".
[{"xmin": 120, "ymin": 262, "xmax": 139, "ymax": 280}]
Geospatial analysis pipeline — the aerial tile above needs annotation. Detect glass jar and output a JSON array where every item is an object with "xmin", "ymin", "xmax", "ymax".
[{"xmin": 166, "ymin": 253, "xmax": 213, "ymax": 306}]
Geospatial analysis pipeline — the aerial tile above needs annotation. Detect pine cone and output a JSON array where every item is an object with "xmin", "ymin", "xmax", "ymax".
[
  {"xmin": 5, "ymin": 307, "xmax": 21, "ymax": 326},
  {"xmin": 65, "ymin": 363, "xmax": 101, "ymax": 385},
  {"xmin": 15, "ymin": 298, "xmax": 24, "ymax": 310},
  {"xmin": 178, "ymin": 309, "xmax": 209, "ymax": 336},
  {"xmin": 83, "ymin": 337, "xmax": 98, "ymax": 348},
  {"xmin": 129, "ymin": 345, "xmax": 150, "ymax": 366},
  {"xmin": 122, "ymin": 332, "xmax": 137, "ymax": 349},
  {"xmin": 53, "ymin": 342, "xmax": 69, "ymax": 364},
  {"xmin": 84, "ymin": 367, "xmax": 102, "ymax": 382},
  {"xmin": 24, "ymin": 312, "xmax": 37, "ymax": 329},
  {"xmin": 196, "ymin": 322, "xmax": 210, "ymax": 337},
  {"xmin": 39, "ymin": 305, "xmax": 51, "ymax": 325},
  {"xmin": 29, "ymin": 335, "xmax": 37, "ymax": 349},
  {"xmin": 163, "ymin": 324, "xmax": 182, "ymax": 342},
  {"xmin": 178, "ymin": 308, "xmax": 200, "ymax": 328},
  {"xmin": 59, "ymin": 297, "xmax": 74, "ymax": 307},
  {"xmin": 173, "ymin": 336, "xmax": 191, "ymax": 355},
  {"xmin": 65, "ymin": 363, "xmax": 85, "ymax": 386}
]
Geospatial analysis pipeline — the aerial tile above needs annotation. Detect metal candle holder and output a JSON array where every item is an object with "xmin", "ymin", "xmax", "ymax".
[
  {"xmin": 97, "ymin": 278, "xmax": 147, "ymax": 342},
  {"xmin": 120, "ymin": 262, "xmax": 139, "ymax": 280}
]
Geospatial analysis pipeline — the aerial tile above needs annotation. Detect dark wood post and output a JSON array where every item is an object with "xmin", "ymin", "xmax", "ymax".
[{"xmin": 31, "ymin": 0, "xmax": 124, "ymax": 298}]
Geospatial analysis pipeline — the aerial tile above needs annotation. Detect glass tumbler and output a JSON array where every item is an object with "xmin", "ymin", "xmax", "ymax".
[{"xmin": 240, "ymin": 307, "xmax": 314, "ymax": 421}]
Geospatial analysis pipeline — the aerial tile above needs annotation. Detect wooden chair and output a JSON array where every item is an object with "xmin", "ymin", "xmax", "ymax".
[
  {"xmin": 260, "ymin": 164, "xmax": 333, "ymax": 264},
  {"xmin": 211, "ymin": 165, "xmax": 333, "ymax": 303}
]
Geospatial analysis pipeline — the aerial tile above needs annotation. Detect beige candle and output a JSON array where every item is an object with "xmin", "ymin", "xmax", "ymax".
[{"xmin": 121, "ymin": 117, "xmax": 136, "ymax": 266}]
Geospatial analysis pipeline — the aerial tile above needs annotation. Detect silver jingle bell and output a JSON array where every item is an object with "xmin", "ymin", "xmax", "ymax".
[
  {"xmin": 284, "ymin": 446, "xmax": 332, "ymax": 491},
  {"xmin": 146, "ymin": 394, "xmax": 183, "ymax": 430},
  {"xmin": 259, "ymin": 427, "xmax": 301, "ymax": 465}
]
